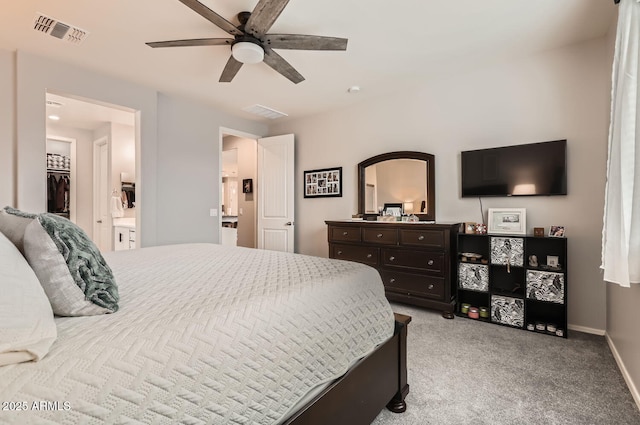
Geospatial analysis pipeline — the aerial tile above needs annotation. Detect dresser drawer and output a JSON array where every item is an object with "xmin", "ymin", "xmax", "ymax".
[
  {"xmin": 382, "ymin": 248, "xmax": 445, "ymax": 275},
  {"xmin": 399, "ymin": 229, "xmax": 446, "ymax": 249},
  {"xmin": 330, "ymin": 243, "xmax": 379, "ymax": 266},
  {"xmin": 329, "ymin": 226, "xmax": 361, "ymax": 242},
  {"xmin": 363, "ymin": 227, "xmax": 398, "ymax": 245},
  {"xmin": 381, "ymin": 270, "xmax": 445, "ymax": 300}
]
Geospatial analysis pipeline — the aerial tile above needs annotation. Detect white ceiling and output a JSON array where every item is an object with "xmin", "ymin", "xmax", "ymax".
[
  {"xmin": 2, "ymin": 1, "xmax": 616, "ymax": 123},
  {"xmin": 46, "ymin": 93, "xmax": 135, "ymax": 131}
]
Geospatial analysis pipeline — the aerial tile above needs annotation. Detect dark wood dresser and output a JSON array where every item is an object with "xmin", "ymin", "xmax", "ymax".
[{"xmin": 326, "ymin": 220, "xmax": 460, "ymax": 318}]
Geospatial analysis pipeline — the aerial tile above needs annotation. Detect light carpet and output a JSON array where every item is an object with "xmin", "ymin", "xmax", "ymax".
[{"xmin": 372, "ymin": 303, "xmax": 640, "ymax": 425}]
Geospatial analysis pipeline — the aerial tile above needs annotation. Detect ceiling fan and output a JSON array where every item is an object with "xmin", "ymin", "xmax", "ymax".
[{"xmin": 146, "ymin": 0, "xmax": 348, "ymax": 84}]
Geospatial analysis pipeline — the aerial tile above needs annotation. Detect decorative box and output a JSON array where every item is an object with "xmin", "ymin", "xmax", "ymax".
[
  {"xmin": 458, "ymin": 263, "xmax": 489, "ymax": 292},
  {"xmin": 490, "ymin": 237, "xmax": 524, "ymax": 267},
  {"xmin": 526, "ymin": 270, "xmax": 565, "ymax": 304},
  {"xmin": 491, "ymin": 295, "xmax": 524, "ymax": 328}
]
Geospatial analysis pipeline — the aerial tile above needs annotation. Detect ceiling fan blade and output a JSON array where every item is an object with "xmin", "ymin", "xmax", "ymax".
[
  {"xmin": 178, "ymin": 0, "xmax": 242, "ymax": 36},
  {"xmin": 219, "ymin": 56, "xmax": 243, "ymax": 82},
  {"xmin": 266, "ymin": 34, "xmax": 348, "ymax": 51},
  {"xmin": 263, "ymin": 48, "xmax": 304, "ymax": 84},
  {"xmin": 146, "ymin": 38, "xmax": 233, "ymax": 48},
  {"xmin": 245, "ymin": 0, "xmax": 290, "ymax": 37}
]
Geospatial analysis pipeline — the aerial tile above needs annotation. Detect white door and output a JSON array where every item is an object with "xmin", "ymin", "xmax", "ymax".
[
  {"xmin": 257, "ymin": 134, "xmax": 294, "ymax": 252},
  {"xmin": 93, "ymin": 137, "xmax": 111, "ymax": 252}
]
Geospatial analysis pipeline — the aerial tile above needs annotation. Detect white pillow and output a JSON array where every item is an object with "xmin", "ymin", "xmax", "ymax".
[
  {"xmin": 0, "ymin": 232, "xmax": 57, "ymax": 366},
  {"xmin": 23, "ymin": 213, "xmax": 119, "ymax": 316}
]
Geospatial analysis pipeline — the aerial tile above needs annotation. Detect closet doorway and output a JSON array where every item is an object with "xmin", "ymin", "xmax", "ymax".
[
  {"xmin": 46, "ymin": 135, "xmax": 76, "ymax": 223},
  {"xmin": 45, "ymin": 91, "xmax": 138, "ymax": 252}
]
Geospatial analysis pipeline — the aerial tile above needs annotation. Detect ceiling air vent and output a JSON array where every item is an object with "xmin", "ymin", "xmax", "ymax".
[
  {"xmin": 242, "ymin": 104, "xmax": 288, "ymax": 120},
  {"xmin": 33, "ymin": 13, "xmax": 89, "ymax": 45}
]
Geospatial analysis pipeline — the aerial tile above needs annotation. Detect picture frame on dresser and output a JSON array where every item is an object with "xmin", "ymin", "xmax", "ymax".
[
  {"xmin": 304, "ymin": 167, "xmax": 342, "ymax": 198},
  {"xmin": 487, "ymin": 208, "xmax": 526, "ymax": 235}
]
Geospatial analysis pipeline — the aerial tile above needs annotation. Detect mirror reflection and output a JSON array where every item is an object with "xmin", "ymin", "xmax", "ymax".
[
  {"xmin": 358, "ymin": 151, "xmax": 435, "ymax": 221},
  {"xmin": 364, "ymin": 159, "xmax": 428, "ymax": 215}
]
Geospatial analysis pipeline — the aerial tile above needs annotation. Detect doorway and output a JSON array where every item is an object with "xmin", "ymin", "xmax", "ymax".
[
  {"xmin": 219, "ymin": 129, "xmax": 295, "ymax": 252},
  {"xmin": 45, "ymin": 91, "xmax": 138, "ymax": 252},
  {"xmin": 221, "ymin": 130, "xmax": 258, "ymax": 248}
]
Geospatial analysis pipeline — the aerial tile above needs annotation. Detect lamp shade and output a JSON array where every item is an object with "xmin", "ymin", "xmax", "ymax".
[
  {"xmin": 232, "ymin": 42, "xmax": 264, "ymax": 64},
  {"xmin": 403, "ymin": 202, "xmax": 414, "ymax": 215}
]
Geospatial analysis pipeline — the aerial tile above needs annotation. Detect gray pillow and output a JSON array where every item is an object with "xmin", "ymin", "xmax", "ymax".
[
  {"xmin": 0, "ymin": 206, "xmax": 37, "ymax": 254},
  {"xmin": 23, "ymin": 213, "xmax": 119, "ymax": 316}
]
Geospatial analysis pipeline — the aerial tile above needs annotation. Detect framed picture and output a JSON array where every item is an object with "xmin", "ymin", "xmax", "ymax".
[
  {"xmin": 487, "ymin": 208, "xmax": 526, "ymax": 235},
  {"xmin": 549, "ymin": 225, "xmax": 565, "ymax": 237},
  {"xmin": 464, "ymin": 222, "xmax": 477, "ymax": 234},
  {"xmin": 304, "ymin": 167, "xmax": 342, "ymax": 198},
  {"xmin": 546, "ymin": 255, "xmax": 560, "ymax": 268},
  {"xmin": 242, "ymin": 178, "xmax": 253, "ymax": 194},
  {"xmin": 383, "ymin": 203, "xmax": 403, "ymax": 216}
]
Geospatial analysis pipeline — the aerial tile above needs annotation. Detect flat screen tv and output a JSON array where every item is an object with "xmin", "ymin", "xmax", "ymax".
[{"xmin": 461, "ymin": 140, "xmax": 567, "ymax": 197}]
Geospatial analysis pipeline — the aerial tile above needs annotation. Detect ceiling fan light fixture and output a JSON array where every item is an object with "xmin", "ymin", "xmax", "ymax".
[{"xmin": 232, "ymin": 42, "xmax": 264, "ymax": 64}]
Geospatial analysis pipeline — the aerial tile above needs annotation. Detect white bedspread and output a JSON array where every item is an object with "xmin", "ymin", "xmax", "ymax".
[{"xmin": 0, "ymin": 244, "xmax": 394, "ymax": 424}]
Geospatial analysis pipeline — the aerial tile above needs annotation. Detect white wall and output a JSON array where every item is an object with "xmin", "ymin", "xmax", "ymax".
[
  {"xmin": 0, "ymin": 50, "xmax": 15, "ymax": 208},
  {"xmin": 155, "ymin": 94, "xmax": 266, "ymax": 245},
  {"xmin": 271, "ymin": 38, "xmax": 610, "ymax": 331}
]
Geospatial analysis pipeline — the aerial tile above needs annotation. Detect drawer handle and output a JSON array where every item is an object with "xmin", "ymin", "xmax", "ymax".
[
  {"xmin": 366, "ymin": 254, "xmax": 372, "ymax": 258},
  {"xmin": 418, "ymin": 235, "xmax": 425, "ymax": 240},
  {"xmin": 377, "ymin": 233, "xmax": 383, "ymax": 238},
  {"xmin": 428, "ymin": 259, "xmax": 434, "ymax": 266},
  {"xmin": 390, "ymin": 278, "xmax": 396, "ymax": 283},
  {"xmin": 342, "ymin": 231, "xmax": 348, "ymax": 236},
  {"xmin": 337, "ymin": 250, "xmax": 343, "ymax": 255},
  {"xmin": 389, "ymin": 256, "xmax": 395, "ymax": 262},
  {"xmin": 428, "ymin": 284, "xmax": 434, "ymax": 290}
]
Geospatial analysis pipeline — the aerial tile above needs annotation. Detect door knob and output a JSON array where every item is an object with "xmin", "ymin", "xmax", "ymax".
[
  {"xmin": 377, "ymin": 233, "xmax": 383, "ymax": 238},
  {"xmin": 285, "ymin": 222, "xmax": 294, "ymax": 226},
  {"xmin": 428, "ymin": 284, "xmax": 434, "ymax": 290},
  {"xmin": 389, "ymin": 256, "xmax": 395, "ymax": 261},
  {"xmin": 366, "ymin": 254, "xmax": 372, "ymax": 258},
  {"xmin": 337, "ymin": 251, "xmax": 343, "ymax": 255},
  {"xmin": 343, "ymin": 231, "xmax": 348, "ymax": 236},
  {"xmin": 418, "ymin": 235, "xmax": 425, "ymax": 241},
  {"xmin": 428, "ymin": 259, "xmax": 434, "ymax": 266},
  {"xmin": 97, "ymin": 220, "xmax": 103, "ymax": 223},
  {"xmin": 390, "ymin": 278, "xmax": 396, "ymax": 283}
]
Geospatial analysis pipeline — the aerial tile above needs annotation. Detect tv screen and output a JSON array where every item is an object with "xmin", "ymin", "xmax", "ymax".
[{"xmin": 461, "ymin": 140, "xmax": 567, "ymax": 197}]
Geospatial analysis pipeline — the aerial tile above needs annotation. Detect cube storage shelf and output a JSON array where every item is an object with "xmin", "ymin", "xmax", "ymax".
[{"xmin": 456, "ymin": 233, "xmax": 567, "ymax": 338}]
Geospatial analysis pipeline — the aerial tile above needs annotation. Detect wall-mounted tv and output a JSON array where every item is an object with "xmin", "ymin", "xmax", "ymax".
[{"xmin": 461, "ymin": 140, "xmax": 567, "ymax": 197}]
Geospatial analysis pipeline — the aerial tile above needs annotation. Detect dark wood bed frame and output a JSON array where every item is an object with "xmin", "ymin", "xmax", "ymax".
[{"xmin": 285, "ymin": 313, "xmax": 411, "ymax": 425}]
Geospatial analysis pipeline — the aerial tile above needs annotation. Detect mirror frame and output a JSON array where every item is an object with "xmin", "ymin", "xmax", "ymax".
[{"xmin": 358, "ymin": 151, "xmax": 436, "ymax": 222}]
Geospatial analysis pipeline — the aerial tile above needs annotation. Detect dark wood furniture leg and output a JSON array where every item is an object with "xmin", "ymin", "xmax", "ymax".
[{"xmin": 285, "ymin": 313, "xmax": 411, "ymax": 424}]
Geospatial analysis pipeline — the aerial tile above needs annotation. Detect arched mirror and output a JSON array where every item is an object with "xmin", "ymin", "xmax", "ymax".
[{"xmin": 358, "ymin": 151, "xmax": 436, "ymax": 221}]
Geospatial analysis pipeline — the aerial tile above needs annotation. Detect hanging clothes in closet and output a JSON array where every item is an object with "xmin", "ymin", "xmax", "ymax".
[{"xmin": 46, "ymin": 152, "xmax": 71, "ymax": 218}]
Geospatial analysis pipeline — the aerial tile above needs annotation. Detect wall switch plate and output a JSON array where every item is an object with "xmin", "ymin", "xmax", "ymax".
[
  {"xmin": 239, "ymin": 208, "xmax": 243, "ymax": 215},
  {"xmin": 210, "ymin": 208, "xmax": 218, "ymax": 217}
]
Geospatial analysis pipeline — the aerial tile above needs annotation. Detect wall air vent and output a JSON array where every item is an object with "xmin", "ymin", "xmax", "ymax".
[
  {"xmin": 46, "ymin": 100, "xmax": 64, "ymax": 108},
  {"xmin": 33, "ymin": 13, "xmax": 89, "ymax": 45},
  {"xmin": 242, "ymin": 104, "xmax": 288, "ymax": 120}
]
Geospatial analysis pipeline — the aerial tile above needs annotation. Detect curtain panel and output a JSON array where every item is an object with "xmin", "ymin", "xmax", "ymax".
[{"xmin": 602, "ymin": 0, "xmax": 640, "ymax": 287}]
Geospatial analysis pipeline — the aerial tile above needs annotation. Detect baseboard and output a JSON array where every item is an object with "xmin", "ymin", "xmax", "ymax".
[
  {"xmin": 567, "ymin": 324, "xmax": 605, "ymax": 336},
  {"xmin": 606, "ymin": 333, "xmax": 640, "ymax": 412}
]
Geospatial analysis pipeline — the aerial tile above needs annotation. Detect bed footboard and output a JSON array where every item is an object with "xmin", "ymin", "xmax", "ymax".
[{"xmin": 285, "ymin": 313, "xmax": 411, "ymax": 424}]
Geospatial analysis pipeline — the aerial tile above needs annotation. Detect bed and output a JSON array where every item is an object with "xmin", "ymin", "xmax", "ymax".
[{"xmin": 0, "ymin": 242, "xmax": 410, "ymax": 424}]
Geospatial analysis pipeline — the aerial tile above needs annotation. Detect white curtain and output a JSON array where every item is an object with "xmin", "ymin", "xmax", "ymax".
[{"xmin": 602, "ymin": 0, "xmax": 640, "ymax": 287}]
